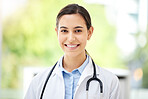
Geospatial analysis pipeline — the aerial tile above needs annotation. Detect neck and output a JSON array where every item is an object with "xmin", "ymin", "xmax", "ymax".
[{"xmin": 63, "ymin": 51, "xmax": 86, "ymax": 72}]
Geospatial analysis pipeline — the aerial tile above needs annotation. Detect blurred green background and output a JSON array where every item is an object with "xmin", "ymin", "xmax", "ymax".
[{"xmin": 1, "ymin": 0, "xmax": 148, "ymax": 98}]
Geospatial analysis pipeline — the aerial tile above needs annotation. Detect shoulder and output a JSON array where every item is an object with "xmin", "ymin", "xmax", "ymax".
[
  {"xmin": 97, "ymin": 65, "xmax": 119, "ymax": 83},
  {"xmin": 96, "ymin": 66, "xmax": 121, "ymax": 97},
  {"xmin": 27, "ymin": 65, "xmax": 55, "ymax": 91},
  {"xmin": 32, "ymin": 66, "xmax": 53, "ymax": 83},
  {"xmin": 24, "ymin": 66, "xmax": 54, "ymax": 98}
]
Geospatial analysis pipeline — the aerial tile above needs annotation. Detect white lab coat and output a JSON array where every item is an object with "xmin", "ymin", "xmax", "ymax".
[{"xmin": 25, "ymin": 57, "xmax": 121, "ymax": 99}]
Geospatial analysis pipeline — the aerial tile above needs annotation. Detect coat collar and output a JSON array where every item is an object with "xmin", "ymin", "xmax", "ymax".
[
  {"xmin": 50, "ymin": 56, "xmax": 63, "ymax": 79},
  {"xmin": 51, "ymin": 56, "xmax": 100, "ymax": 80},
  {"xmin": 77, "ymin": 57, "xmax": 100, "ymax": 85}
]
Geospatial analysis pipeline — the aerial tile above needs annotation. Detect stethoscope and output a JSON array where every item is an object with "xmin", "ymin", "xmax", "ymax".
[{"xmin": 40, "ymin": 58, "xmax": 103, "ymax": 99}]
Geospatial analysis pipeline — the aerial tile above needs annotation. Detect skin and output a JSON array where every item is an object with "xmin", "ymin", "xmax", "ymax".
[{"xmin": 55, "ymin": 14, "xmax": 93, "ymax": 72}]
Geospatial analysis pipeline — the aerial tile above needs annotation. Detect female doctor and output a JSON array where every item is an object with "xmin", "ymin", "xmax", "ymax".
[{"xmin": 25, "ymin": 4, "xmax": 121, "ymax": 99}]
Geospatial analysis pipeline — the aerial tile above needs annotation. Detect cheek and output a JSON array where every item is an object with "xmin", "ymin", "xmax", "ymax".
[
  {"xmin": 58, "ymin": 34, "xmax": 62, "ymax": 43},
  {"xmin": 78, "ymin": 35, "xmax": 87, "ymax": 45},
  {"xmin": 58, "ymin": 34, "xmax": 65, "ymax": 44}
]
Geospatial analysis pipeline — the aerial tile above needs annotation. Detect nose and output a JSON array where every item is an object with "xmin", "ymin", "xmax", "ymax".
[{"xmin": 68, "ymin": 32, "xmax": 75, "ymax": 42}]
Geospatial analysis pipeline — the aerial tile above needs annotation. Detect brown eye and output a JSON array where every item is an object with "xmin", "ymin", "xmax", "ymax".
[
  {"xmin": 75, "ymin": 30, "xmax": 82, "ymax": 33},
  {"xmin": 61, "ymin": 30, "xmax": 68, "ymax": 33}
]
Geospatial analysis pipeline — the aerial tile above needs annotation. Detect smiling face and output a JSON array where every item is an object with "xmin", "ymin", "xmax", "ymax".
[{"xmin": 55, "ymin": 14, "xmax": 93, "ymax": 57}]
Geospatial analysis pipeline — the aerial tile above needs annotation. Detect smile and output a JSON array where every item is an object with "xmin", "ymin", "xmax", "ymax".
[{"xmin": 64, "ymin": 44, "xmax": 80, "ymax": 48}]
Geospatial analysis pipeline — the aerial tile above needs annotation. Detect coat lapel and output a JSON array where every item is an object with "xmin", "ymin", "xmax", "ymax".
[{"xmin": 74, "ymin": 57, "xmax": 101, "ymax": 99}]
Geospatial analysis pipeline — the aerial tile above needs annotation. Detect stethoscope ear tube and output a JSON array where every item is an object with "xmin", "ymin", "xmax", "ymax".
[
  {"xmin": 86, "ymin": 77, "xmax": 103, "ymax": 93},
  {"xmin": 86, "ymin": 59, "xmax": 103, "ymax": 93},
  {"xmin": 40, "ymin": 62, "xmax": 57, "ymax": 99}
]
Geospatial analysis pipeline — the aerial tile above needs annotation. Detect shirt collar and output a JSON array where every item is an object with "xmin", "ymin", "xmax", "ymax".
[{"xmin": 59, "ymin": 55, "xmax": 89, "ymax": 74}]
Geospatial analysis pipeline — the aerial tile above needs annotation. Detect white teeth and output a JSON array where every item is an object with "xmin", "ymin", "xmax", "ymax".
[{"xmin": 67, "ymin": 45, "xmax": 77, "ymax": 48}]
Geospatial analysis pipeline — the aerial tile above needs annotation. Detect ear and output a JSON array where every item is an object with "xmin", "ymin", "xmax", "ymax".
[{"xmin": 87, "ymin": 26, "xmax": 94, "ymax": 40}]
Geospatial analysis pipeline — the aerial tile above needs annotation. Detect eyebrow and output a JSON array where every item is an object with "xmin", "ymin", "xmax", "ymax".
[
  {"xmin": 60, "ymin": 26, "xmax": 83, "ymax": 29},
  {"xmin": 74, "ymin": 26, "xmax": 83, "ymax": 29},
  {"xmin": 60, "ymin": 26, "xmax": 68, "ymax": 29}
]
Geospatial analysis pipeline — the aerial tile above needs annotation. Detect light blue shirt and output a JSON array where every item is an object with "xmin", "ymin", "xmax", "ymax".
[{"xmin": 59, "ymin": 55, "xmax": 89, "ymax": 99}]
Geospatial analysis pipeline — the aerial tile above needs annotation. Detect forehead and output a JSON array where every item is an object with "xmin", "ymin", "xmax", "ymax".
[{"xmin": 58, "ymin": 14, "xmax": 86, "ymax": 28}]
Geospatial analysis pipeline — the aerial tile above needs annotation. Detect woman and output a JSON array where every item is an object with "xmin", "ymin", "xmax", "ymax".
[{"xmin": 25, "ymin": 4, "xmax": 121, "ymax": 99}]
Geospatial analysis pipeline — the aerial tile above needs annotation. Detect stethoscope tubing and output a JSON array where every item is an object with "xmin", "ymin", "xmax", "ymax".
[
  {"xmin": 40, "ymin": 62, "xmax": 57, "ymax": 99},
  {"xmin": 40, "ymin": 58, "xmax": 103, "ymax": 99},
  {"xmin": 86, "ymin": 59, "xmax": 103, "ymax": 93}
]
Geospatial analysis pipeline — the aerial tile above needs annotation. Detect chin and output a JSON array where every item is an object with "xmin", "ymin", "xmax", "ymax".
[
  {"xmin": 65, "ymin": 52, "xmax": 78, "ymax": 57},
  {"xmin": 64, "ymin": 50, "xmax": 85, "ymax": 57}
]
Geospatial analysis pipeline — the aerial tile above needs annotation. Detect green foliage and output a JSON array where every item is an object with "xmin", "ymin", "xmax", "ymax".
[
  {"xmin": 142, "ymin": 27, "xmax": 148, "ymax": 88},
  {"xmin": 143, "ymin": 65, "xmax": 148, "ymax": 88},
  {"xmin": 2, "ymin": 0, "xmax": 124, "ymax": 89}
]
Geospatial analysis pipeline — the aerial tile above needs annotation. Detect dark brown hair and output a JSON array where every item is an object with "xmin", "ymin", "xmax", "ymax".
[{"xmin": 56, "ymin": 4, "xmax": 92, "ymax": 30}]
